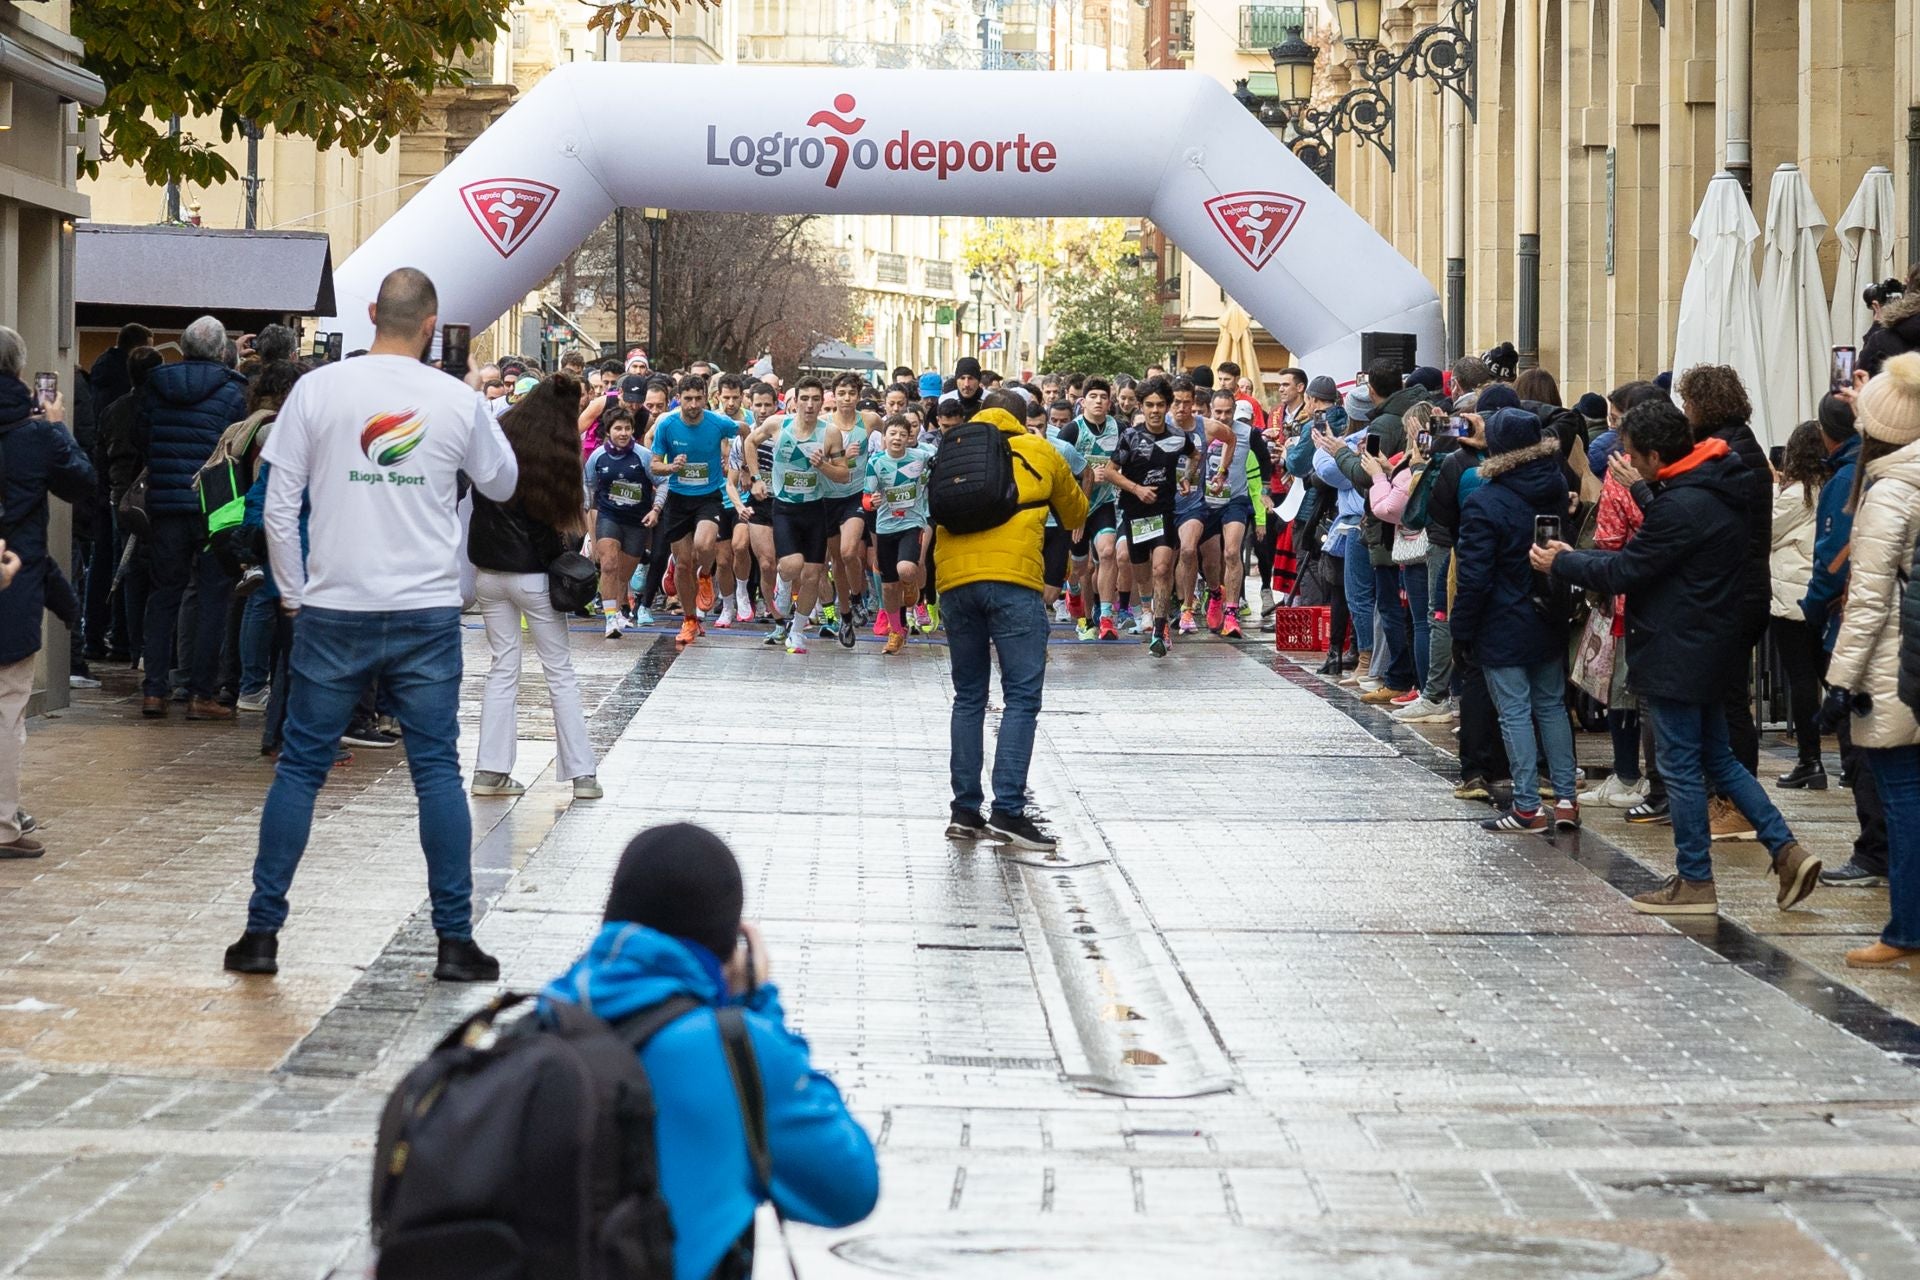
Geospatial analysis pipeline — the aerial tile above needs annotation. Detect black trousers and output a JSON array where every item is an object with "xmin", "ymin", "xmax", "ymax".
[
  {"xmin": 1454, "ymin": 649, "xmax": 1511, "ymax": 784},
  {"xmin": 1768, "ymin": 614, "xmax": 1825, "ymax": 766}
]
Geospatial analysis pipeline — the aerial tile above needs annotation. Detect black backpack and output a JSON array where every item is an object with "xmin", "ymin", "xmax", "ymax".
[
  {"xmin": 371, "ymin": 993, "xmax": 773, "ymax": 1280},
  {"xmin": 927, "ymin": 419, "xmax": 1047, "ymax": 534}
]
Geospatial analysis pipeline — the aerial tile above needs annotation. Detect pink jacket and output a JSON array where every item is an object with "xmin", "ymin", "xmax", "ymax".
[{"xmin": 1367, "ymin": 463, "xmax": 1416, "ymax": 525}]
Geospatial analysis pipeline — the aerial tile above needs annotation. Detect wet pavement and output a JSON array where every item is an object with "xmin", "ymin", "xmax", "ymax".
[{"xmin": 1, "ymin": 616, "xmax": 1919, "ymax": 1278}]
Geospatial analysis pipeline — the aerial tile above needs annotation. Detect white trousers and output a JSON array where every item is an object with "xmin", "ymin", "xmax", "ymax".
[
  {"xmin": 473, "ymin": 570, "xmax": 595, "ymax": 782},
  {"xmin": 0, "ymin": 656, "xmax": 30, "ymax": 842}
]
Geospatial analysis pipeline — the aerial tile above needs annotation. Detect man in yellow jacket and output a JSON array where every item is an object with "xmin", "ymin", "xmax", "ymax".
[{"xmin": 935, "ymin": 389, "xmax": 1090, "ymax": 851}]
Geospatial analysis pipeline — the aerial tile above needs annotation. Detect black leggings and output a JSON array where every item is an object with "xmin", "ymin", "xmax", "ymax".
[
  {"xmin": 1323, "ymin": 553, "xmax": 1350, "ymax": 654},
  {"xmin": 1769, "ymin": 614, "xmax": 1824, "ymax": 766},
  {"xmin": 1255, "ymin": 517, "xmax": 1279, "ymax": 590}
]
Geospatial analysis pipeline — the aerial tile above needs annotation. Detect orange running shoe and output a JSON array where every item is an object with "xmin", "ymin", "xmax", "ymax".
[
  {"xmin": 696, "ymin": 571, "xmax": 716, "ymax": 613},
  {"xmin": 884, "ymin": 630, "xmax": 906, "ymax": 655},
  {"xmin": 676, "ymin": 616, "xmax": 700, "ymax": 649}
]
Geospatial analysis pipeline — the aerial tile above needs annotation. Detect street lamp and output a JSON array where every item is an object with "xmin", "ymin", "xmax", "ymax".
[{"xmin": 643, "ymin": 207, "xmax": 666, "ymax": 362}]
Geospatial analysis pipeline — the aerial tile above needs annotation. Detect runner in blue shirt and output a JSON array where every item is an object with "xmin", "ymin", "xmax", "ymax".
[
  {"xmin": 649, "ymin": 374, "xmax": 734, "ymax": 648},
  {"xmin": 863, "ymin": 416, "xmax": 932, "ymax": 654}
]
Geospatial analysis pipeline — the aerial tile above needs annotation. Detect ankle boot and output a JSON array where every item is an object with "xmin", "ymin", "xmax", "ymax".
[
  {"xmin": 1776, "ymin": 760, "xmax": 1828, "ymax": 790},
  {"xmin": 1316, "ymin": 650, "xmax": 1343, "ymax": 675},
  {"xmin": 1340, "ymin": 650, "xmax": 1372, "ymax": 686}
]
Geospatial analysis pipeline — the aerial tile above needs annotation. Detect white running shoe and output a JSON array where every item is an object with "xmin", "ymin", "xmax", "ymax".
[
  {"xmin": 716, "ymin": 600, "xmax": 737, "ymax": 629},
  {"xmin": 736, "ymin": 588, "xmax": 754, "ymax": 622},
  {"xmin": 1053, "ymin": 599, "xmax": 1071, "ymax": 624},
  {"xmin": 786, "ymin": 624, "xmax": 809, "ymax": 654},
  {"xmin": 1578, "ymin": 773, "xmax": 1651, "ymax": 808},
  {"xmin": 773, "ymin": 577, "xmax": 793, "ymax": 618},
  {"xmin": 604, "ymin": 614, "xmax": 623, "ymax": 640},
  {"xmin": 1391, "ymin": 696, "xmax": 1454, "ymax": 724}
]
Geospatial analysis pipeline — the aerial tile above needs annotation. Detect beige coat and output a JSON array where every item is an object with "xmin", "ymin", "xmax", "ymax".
[
  {"xmin": 1769, "ymin": 482, "xmax": 1816, "ymax": 620},
  {"xmin": 1827, "ymin": 439, "xmax": 1920, "ymax": 748}
]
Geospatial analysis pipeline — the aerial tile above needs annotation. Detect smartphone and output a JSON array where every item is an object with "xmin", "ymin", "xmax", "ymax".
[
  {"xmin": 33, "ymin": 372, "xmax": 56, "ymax": 411},
  {"xmin": 1365, "ymin": 435, "xmax": 1382, "ymax": 457},
  {"xmin": 739, "ymin": 928, "xmax": 758, "ymax": 997},
  {"xmin": 1832, "ymin": 345, "xmax": 1856, "ymax": 392},
  {"xmin": 312, "ymin": 333, "xmax": 329, "ymax": 359},
  {"xmin": 1769, "ymin": 445, "xmax": 1786, "ymax": 470},
  {"xmin": 1416, "ymin": 430, "xmax": 1433, "ymax": 453},
  {"xmin": 325, "ymin": 333, "xmax": 344, "ymax": 363},
  {"xmin": 1452, "ymin": 416, "xmax": 1472, "ymax": 437},
  {"xmin": 1534, "ymin": 514, "xmax": 1562, "ymax": 548},
  {"xmin": 441, "ymin": 323, "xmax": 472, "ymax": 379}
]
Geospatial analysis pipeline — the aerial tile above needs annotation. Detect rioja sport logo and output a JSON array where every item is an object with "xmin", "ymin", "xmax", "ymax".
[
  {"xmin": 360, "ymin": 410, "xmax": 428, "ymax": 467},
  {"xmin": 1204, "ymin": 191, "xmax": 1305, "ymax": 272},
  {"xmin": 459, "ymin": 179, "xmax": 559, "ymax": 259}
]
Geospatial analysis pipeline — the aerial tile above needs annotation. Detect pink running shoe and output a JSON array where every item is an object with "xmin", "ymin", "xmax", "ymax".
[
  {"xmin": 872, "ymin": 611, "xmax": 892, "ymax": 638},
  {"xmin": 1205, "ymin": 592, "xmax": 1224, "ymax": 633}
]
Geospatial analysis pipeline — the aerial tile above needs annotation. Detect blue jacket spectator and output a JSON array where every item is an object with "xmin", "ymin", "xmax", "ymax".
[
  {"xmin": 1800, "ymin": 431, "xmax": 1863, "ymax": 650},
  {"xmin": 137, "ymin": 324, "xmax": 247, "ymax": 515},
  {"xmin": 0, "ymin": 361, "xmax": 95, "ymax": 667},
  {"xmin": 1449, "ymin": 407, "xmax": 1573, "ymax": 668}
]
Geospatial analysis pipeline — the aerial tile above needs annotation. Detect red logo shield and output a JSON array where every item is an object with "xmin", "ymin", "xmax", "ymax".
[
  {"xmin": 1204, "ymin": 191, "xmax": 1305, "ymax": 272},
  {"xmin": 459, "ymin": 179, "xmax": 560, "ymax": 259}
]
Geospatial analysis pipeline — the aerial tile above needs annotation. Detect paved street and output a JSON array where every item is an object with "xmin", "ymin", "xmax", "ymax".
[{"xmin": 3, "ymin": 619, "xmax": 1920, "ymax": 1278}]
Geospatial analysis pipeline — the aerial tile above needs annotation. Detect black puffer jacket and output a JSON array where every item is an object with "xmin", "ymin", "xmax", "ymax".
[
  {"xmin": 1551, "ymin": 440, "xmax": 1750, "ymax": 704},
  {"xmin": 1860, "ymin": 290, "xmax": 1920, "ymax": 376},
  {"xmin": 1702, "ymin": 416, "xmax": 1773, "ymax": 636},
  {"xmin": 1902, "ymin": 527, "xmax": 1920, "ymax": 718}
]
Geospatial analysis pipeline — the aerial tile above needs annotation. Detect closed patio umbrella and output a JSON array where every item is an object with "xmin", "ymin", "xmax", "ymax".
[
  {"xmin": 1672, "ymin": 172, "xmax": 1771, "ymax": 444},
  {"xmin": 1757, "ymin": 163, "xmax": 1830, "ymax": 450},
  {"xmin": 1830, "ymin": 166, "xmax": 1898, "ymax": 350}
]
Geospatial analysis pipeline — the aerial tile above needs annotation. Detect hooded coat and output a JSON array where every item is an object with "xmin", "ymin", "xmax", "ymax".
[
  {"xmin": 1826, "ymin": 439, "xmax": 1920, "ymax": 748},
  {"xmin": 540, "ymin": 923, "xmax": 878, "ymax": 1280},
  {"xmin": 138, "ymin": 359, "xmax": 248, "ymax": 515},
  {"xmin": 1860, "ymin": 289, "xmax": 1920, "ymax": 376},
  {"xmin": 1699, "ymin": 415, "xmax": 1774, "ymax": 636},
  {"xmin": 931, "ymin": 406, "xmax": 1088, "ymax": 593},
  {"xmin": 1551, "ymin": 439, "xmax": 1753, "ymax": 703},
  {"xmin": 0, "ymin": 374, "xmax": 97, "ymax": 665},
  {"xmin": 1447, "ymin": 409, "xmax": 1573, "ymax": 668}
]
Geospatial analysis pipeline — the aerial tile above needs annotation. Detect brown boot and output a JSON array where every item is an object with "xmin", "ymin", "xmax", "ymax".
[
  {"xmin": 141, "ymin": 696, "xmax": 168, "ymax": 719},
  {"xmin": 1708, "ymin": 796, "xmax": 1757, "ymax": 841},
  {"xmin": 1340, "ymin": 651, "xmax": 1372, "ymax": 687},
  {"xmin": 186, "ymin": 698, "xmax": 235, "ymax": 722},
  {"xmin": 1770, "ymin": 840, "xmax": 1821, "ymax": 909},
  {"xmin": 1631, "ymin": 875, "xmax": 1719, "ymax": 916},
  {"xmin": 1845, "ymin": 941, "xmax": 1920, "ymax": 970}
]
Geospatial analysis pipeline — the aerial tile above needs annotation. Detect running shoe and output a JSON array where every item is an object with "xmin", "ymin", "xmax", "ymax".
[
  {"xmin": 1220, "ymin": 609, "xmax": 1243, "ymax": 639},
  {"xmin": 1205, "ymin": 592, "xmax": 1224, "ymax": 633},
  {"xmin": 924, "ymin": 603, "xmax": 940, "ymax": 631},
  {"xmin": 884, "ymin": 631, "xmax": 906, "ymax": 655},
  {"xmin": 786, "ymin": 624, "xmax": 809, "ymax": 654},
  {"xmin": 1097, "ymin": 615, "xmax": 1120, "ymax": 641},
  {"xmin": 469, "ymin": 771, "xmax": 526, "ymax": 797},
  {"xmin": 762, "ymin": 619, "xmax": 788, "ymax": 647},
  {"xmin": 773, "ymin": 577, "xmax": 793, "ymax": 619},
  {"xmin": 1132, "ymin": 611, "xmax": 1154, "ymax": 636},
  {"xmin": 838, "ymin": 616, "xmax": 856, "ymax": 648},
  {"xmin": 715, "ymin": 600, "xmax": 737, "ymax": 629},
  {"xmin": 1148, "ymin": 622, "xmax": 1169, "ymax": 658},
  {"xmin": 821, "ymin": 602, "xmax": 838, "ymax": 628},
  {"xmin": 631, "ymin": 605, "xmax": 655, "ymax": 627},
  {"xmin": 736, "ymin": 591, "xmax": 756, "ymax": 623},
  {"xmin": 946, "ymin": 805, "xmax": 992, "ymax": 840},
  {"xmin": 675, "ymin": 617, "xmax": 701, "ymax": 649},
  {"xmin": 1076, "ymin": 617, "xmax": 1098, "ymax": 642},
  {"xmin": 986, "ymin": 809, "xmax": 1058, "ymax": 852},
  {"xmin": 663, "ymin": 561, "xmax": 678, "ymax": 600},
  {"xmin": 1483, "ymin": 806, "xmax": 1548, "ymax": 832},
  {"xmin": 1178, "ymin": 607, "xmax": 1198, "ymax": 635},
  {"xmin": 873, "ymin": 611, "xmax": 892, "ymax": 638},
  {"xmin": 235, "ymin": 688, "xmax": 270, "ymax": 714},
  {"xmin": 817, "ymin": 618, "xmax": 840, "ymax": 642},
  {"xmin": 1391, "ymin": 689, "xmax": 1421, "ymax": 706},
  {"xmin": 605, "ymin": 613, "xmax": 624, "ymax": 641},
  {"xmin": 696, "ymin": 572, "xmax": 716, "ymax": 612},
  {"xmin": 1065, "ymin": 590, "xmax": 1085, "ymax": 620},
  {"xmin": 1053, "ymin": 598, "xmax": 1071, "ymax": 624}
]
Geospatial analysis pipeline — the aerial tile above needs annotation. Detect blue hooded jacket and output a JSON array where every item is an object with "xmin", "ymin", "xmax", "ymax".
[
  {"xmin": 0, "ymin": 375, "xmax": 96, "ymax": 665},
  {"xmin": 139, "ymin": 359, "xmax": 247, "ymax": 515},
  {"xmin": 539, "ymin": 924, "xmax": 878, "ymax": 1280},
  {"xmin": 1448, "ymin": 408, "xmax": 1574, "ymax": 668},
  {"xmin": 1798, "ymin": 433, "xmax": 1861, "ymax": 650}
]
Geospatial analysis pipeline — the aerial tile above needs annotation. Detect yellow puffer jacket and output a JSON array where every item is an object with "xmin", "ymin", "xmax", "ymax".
[{"xmin": 933, "ymin": 408, "xmax": 1091, "ymax": 594}]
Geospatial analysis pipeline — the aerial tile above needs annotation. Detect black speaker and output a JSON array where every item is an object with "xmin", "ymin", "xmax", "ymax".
[{"xmin": 1360, "ymin": 331, "xmax": 1418, "ymax": 378}]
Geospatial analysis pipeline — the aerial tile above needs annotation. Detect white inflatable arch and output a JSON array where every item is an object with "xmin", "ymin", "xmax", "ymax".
[{"xmin": 329, "ymin": 64, "xmax": 1442, "ymax": 372}]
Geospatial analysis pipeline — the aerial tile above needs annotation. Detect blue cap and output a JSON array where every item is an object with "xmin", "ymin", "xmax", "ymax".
[{"xmin": 918, "ymin": 372, "xmax": 943, "ymax": 397}]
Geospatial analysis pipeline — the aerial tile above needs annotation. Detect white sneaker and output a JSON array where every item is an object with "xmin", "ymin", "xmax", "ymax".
[
  {"xmin": 1391, "ymin": 696, "xmax": 1452, "ymax": 724},
  {"xmin": 1053, "ymin": 599, "xmax": 1071, "ymax": 624},
  {"xmin": 786, "ymin": 624, "xmax": 809, "ymax": 654},
  {"xmin": 1356, "ymin": 676, "xmax": 1384, "ymax": 693},
  {"xmin": 773, "ymin": 578, "xmax": 793, "ymax": 618},
  {"xmin": 736, "ymin": 588, "xmax": 754, "ymax": 622},
  {"xmin": 716, "ymin": 599, "xmax": 737, "ymax": 628},
  {"xmin": 235, "ymin": 688, "xmax": 270, "ymax": 713},
  {"xmin": 470, "ymin": 771, "xmax": 526, "ymax": 797},
  {"xmin": 605, "ymin": 614, "xmax": 624, "ymax": 640},
  {"xmin": 1259, "ymin": 588, "xmax": 1275, "ymax": 617},
  {"xmin": 68, "ymin": 673, "xmax": 102, "ymax": 690},
  {"xmin": 1578, "ymin": 774, "xmax": 1650, "ymax": 808},
  {"xmin": 572, "ymin": 775, "xmax": 604, "ymax": 800}
]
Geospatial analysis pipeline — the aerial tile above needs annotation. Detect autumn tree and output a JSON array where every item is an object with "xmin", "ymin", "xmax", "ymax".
[{"xmin": 568, "ymin": 211, "xmax": 856, "ymax": 374}]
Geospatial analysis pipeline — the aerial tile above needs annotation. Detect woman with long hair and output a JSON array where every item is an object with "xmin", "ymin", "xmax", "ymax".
[
  {"xmin": 467, "ymin": 373, "xmax": 601, "ymax": 799},
  {"xmin": 1769, "ymin": 421, "xmax": 1830, "ymax": 788}
]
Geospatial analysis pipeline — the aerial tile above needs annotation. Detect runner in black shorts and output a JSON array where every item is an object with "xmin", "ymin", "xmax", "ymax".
[{"xmin": 1106, "ymin": 376, "xmax": 1192, "ymax": 657}]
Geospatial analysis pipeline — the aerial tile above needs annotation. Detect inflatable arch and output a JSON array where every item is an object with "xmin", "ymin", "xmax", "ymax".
[{"xmin": 328, "ymin": 64, "xmax": 1443, "ymax": 374}]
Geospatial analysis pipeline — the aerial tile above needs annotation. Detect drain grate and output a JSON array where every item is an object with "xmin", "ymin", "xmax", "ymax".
[
  {"xmin": 1604, "ymin": 1174, "xmax": 1920, "ymax": 1202},
  {"xmin": 926, "ymin": 1053, "xmax": 1059, "ymax": 1071}
]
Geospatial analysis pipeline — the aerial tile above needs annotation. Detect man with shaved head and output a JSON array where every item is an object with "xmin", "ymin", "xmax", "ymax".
[{"xmin": 224, "ymin": 268, "xmax": 519, "ymax": 984}]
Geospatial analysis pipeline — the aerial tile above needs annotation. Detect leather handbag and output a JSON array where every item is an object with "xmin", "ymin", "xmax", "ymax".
[{"xmin": 546, "ymin": 550, "xmax": 598, "ymax": 613}]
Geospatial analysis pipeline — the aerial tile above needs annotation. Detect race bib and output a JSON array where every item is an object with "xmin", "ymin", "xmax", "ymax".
[
  {"xmin": 787, "ymin": 471, "xmax": 819, "ymax": 492},
  {"xmin": 608, "ymin": 480, "xmax": 648, "ymax": 504},
  {"xmin": 679, "ymin": 461, "xmax": 710, "ymax": 484},
  {"xmin": 1131, "ymin": 514, "xmax": 1166, "ymax": 543},
  {"xmin": 884, "ymin": 483, "xmax": 919, "ymax": 506},
  {"xmin": 1204, "ymin": 476, "xmax": 1230, "ymax": 506}
]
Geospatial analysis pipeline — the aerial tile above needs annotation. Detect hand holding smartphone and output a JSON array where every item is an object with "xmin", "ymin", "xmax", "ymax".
[
  {"xmin": 1831, "ymin": 345, "xmax": 1856, "ymax": 394},
  {"xmin": 1534, "ymin": 514, "xmax": 1562, "ymax": 548},
  {"xmin": 33, "ymin": 372, "xmax": 57, "ymax": 413}
]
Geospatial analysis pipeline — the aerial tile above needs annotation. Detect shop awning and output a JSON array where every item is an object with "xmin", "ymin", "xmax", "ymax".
[{"xmin": 75, "ymin": 224, "xmax": 335, "ymax": 331}]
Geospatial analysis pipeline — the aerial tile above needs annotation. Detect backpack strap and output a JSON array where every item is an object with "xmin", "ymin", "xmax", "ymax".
[{"xmin": 717, "ymin": 1006, "xmax": 802, "ymax": 1280}]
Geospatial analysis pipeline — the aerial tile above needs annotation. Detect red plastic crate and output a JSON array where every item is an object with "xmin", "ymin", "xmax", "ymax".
[{"xmin": 1270, "ymin": 605, "xmax": 1332, "ymax": 652}]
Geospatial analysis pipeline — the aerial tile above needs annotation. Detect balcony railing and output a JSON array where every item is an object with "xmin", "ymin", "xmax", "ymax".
[
  {"xmin": 924, "ymin": 260, "xmax": 955, "ymax": 292},
  {"xmin": 875, "ymin": 252, "xmax": 909, "ymax": 286},
  {"xmin": 1238, "ymin": 5, "xmax": 1314, "ymax": 52},
  {"xmin": 828, "ymin": 39, "xmax": 1051, "ymax": 70},
  {"xmin": 1169, "ymin": 5, "xmax": 1194, "ymax": 54}
]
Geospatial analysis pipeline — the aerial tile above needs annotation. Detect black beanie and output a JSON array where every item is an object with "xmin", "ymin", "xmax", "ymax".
[
  {"xmin": 603, "ymin": 824, "xmax": 744, "ymax": 961},
  {"xmin": 954, "ymin": 356, "xmax": 982, "ymax": 378}
]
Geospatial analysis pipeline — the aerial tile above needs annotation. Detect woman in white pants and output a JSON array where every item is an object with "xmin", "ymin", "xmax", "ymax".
[{"xmin": 467, "ymin": 375, "xmax": 601, "ymax": 799}]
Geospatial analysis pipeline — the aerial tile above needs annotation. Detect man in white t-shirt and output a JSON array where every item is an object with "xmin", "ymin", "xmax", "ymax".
[{"xmin": 224, "ymin": 267, "xmax": 519, "ymax": 983}]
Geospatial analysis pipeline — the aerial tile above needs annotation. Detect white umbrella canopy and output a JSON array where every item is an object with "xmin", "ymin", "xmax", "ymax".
[
  {"xmin": 1830, "ymin": 166, "xmax": 1898, "ymax": 349},
  {"xmin": 1672, "ymin": 172, "xmax": 1771, "ymax": 444},
  {"xmin": 1758, "ymin": 163, "xmax": 1831, "ymax": 450}
]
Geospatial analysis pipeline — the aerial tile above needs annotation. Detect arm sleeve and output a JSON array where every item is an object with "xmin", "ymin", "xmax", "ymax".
[
  {"xmin": 1826, "ymin": 486, "xmax": 1909, "ymax": 691},
  {"xmin": 1554, "ymin": 498, "xmax": 1696, "ymax": 596},
  {"xmin": 465, "ymin": 399, "xmax": 519, "ymax": 502},
  {"xmin": 748, "ymin": 987, "xmax": 880, "ymax": 1227},
  {"xmin": 44, "ymin": 425, "xmax": 97, "ymax": 505},
  {"xmin": 260, "ymin": 404, "xmax": 311, "ymax": 607},
  {"xmin": 1284, "ymin": 431, "xmax": 1316, "ymax": 479},
  {"xmin": 1799, "ymin": 485, "xmax": 1854, "ymax": 623},
  {"xmin": 1447, "ymin": 504, "xmax": 1495, "ymax": 645},
  {"xmin": 1369, "ymin": 470, "xmax": 1411, "ymax": 524}
]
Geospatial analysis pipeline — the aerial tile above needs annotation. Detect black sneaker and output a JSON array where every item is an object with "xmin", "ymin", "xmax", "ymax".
[
  {"xmin": 15, "ymin": 810, "xmax": 35, "ymax": 835},
  {"xmin": 1626, "ymin": 795, "xmax": 1672, "ymax": 825},
  {"xmin": 434, "ymin": 936, "xmax": 500, "ymax": 983},
  {"xmin": 1820, "ymin": 860, "xmax": 1890, "ymax": 888},
  {"xmin": 223, "ymin": 930, "xmax": 279, "ymax": 975},
  {"xmin": 838, "ymin": 615, "xmax": 857, "ymax": 648},
  {"xmin": 946, "ymin": 805, "xmax": 991, "ymax": 839},
  {"xmin": 986, "ymin": 809, "xmax": 1058, "ymax": 852},
  {"xmin": 341, "ymin": 725, "xmax": 399, "ymax": 749}
]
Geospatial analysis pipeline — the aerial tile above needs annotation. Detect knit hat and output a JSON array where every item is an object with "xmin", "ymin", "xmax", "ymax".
[
  {"xmin": 1476, "ymin": 384, "xmax": 1521, "ymax": 413},
  {"xmin": 1343, "ymin": 387, "xmax": 1375, "ymax": 425},
  {"xmin": 1484, "ymin": 407, "xmax": 1544, "ymax": 456},
  {"xmin": 1572, "ymin": 392, "xmax": 1608, "ymax": 421},
  {"xmin": 1481, "ymin": 342, "xmax": 1519, "ymax": 381},
  {"xmin": 1406, "ymin": 365, "xmax": 1444, "ymax": 393},
  {"xmin": 954, "ymin": 356, "xmax": 982, "ymax": 378},
  {"xmin": 1854, "ymin": 352, "xmax": 1920, "ymax": 445},
  {"xmin": 603, "ymin": 823, "xmax": 744, "ymax": 962},
  {"xmin": 1305, "ymin": 375, "xmax": 1340, "ymax": 403}
]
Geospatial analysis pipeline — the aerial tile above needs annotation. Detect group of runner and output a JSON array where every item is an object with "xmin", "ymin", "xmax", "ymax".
[{"xmin": 566, "ymin": 354, "xmax": 1280, "ymax": 657}]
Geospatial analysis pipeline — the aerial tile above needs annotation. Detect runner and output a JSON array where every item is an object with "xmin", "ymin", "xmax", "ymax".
[
  {"xmin": 1036, "ymin": 404, "xmax": 1090, "ymax": 617},
  {"xmin": 738, "ymin": 381, "xmax": 782, "ymax": 623},
  {"xmin": 1102, "ymin": 376, "xmax": 1193, "ymax": 658},
  {"xmin": 1061, "ymin": 378, "xmax": 1124, "ymax": 640},
  {"xmin": 745, "ymin": 377, "xmax": 847, "ymax": 653},
  {"xmin": 585, "ymin": 405, "xmax": 658, "ymax": 635},
  {"xmin": 648, "ymin": 374, "xmax": 733, "ymax": 648},
  {"xmin": 864, "ymin": 415, "xmax": 932, "ymax": 655},
  {"xmin": 711, "ymin": 373, "xmax": 755, "ymax": 627},
  {"xmin": 1199, "ymin": 388, "xmax": 1266, "ymax": 638},
  {"xmin": 823, "ymin": 372, "xmax": 880, "ymax": 648},
  {"xmin": 1169, "ymin": 376, "xmax": 1224, "ymax": 635}
]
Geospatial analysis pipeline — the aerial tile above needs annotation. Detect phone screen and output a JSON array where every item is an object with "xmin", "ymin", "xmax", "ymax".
[
  {"xmin": 1451, "ymin": 416, "xmax": 1471, "ymax": 437},
  {"xmin": 33, "ymin": 372, "xmax": 56, "ymax": 410},
  {"xmin": 1832, "ymin": 345, "xmax": 1856, "ymax": 392},
  {"xmin": 325, "ymin": 333, "xmax": 344, "ymax": 363},
  {"xmin": 441, "ymin": 324, "xmax": 472, "ymax": 377},
  {"xmin": 1365, "ymin": 435, "xmax": 1382, "ymax": 457},
  {"xmin": 1534, "ymin": 515, "xmax": 1562, "ymax": 548},
  {"xmin": 1416, "ymin": 430, "xmax": 1433, "ymax": 453}
]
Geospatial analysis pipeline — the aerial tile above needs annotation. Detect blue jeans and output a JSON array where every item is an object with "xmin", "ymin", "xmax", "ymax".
[
  {"xmin": 248, "ymin": 607, "xmax": 474, "ymax": 938},
  {"xmin": 1485, "ymin": 659, "xmax": 1578, "ymax": 814},
  {"xmin": 1373, "ymin": 562, "xmax": 1414, "ymax": 690},
  {"xmin": 238, "ymin": 591, "xmax": 276, "ymax": 697},
  {"xmin": 1343, "ymin": 545, "xmax": 1375, "ymax": 655},
  {"xmin": 1866, "ymin": 745, "xmax": 1920, "ymax": 949},
  {"xmin": 1422, "ymin": 546, "xmax": 1453, "ymax": 702},
  {"xmin": 944, "ymin": 580, "xmax": 1049, "ymax": 816},
  {"xmin": 1400, "ymin": 561, "xmax": 1430, "ymax": 693},
  {"xmin": 1647, "ymin": 696, "xmax": 1794, "ymax": 883}
]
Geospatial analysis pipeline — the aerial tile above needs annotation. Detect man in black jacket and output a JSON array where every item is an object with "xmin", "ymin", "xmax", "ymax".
[{"xmin": 1534, "ymin": 400, "xmax": 1817, "ymax": 917}]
